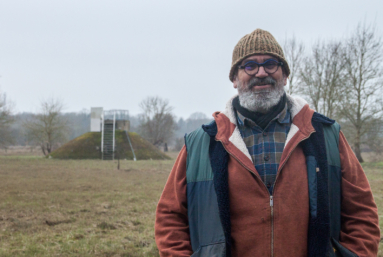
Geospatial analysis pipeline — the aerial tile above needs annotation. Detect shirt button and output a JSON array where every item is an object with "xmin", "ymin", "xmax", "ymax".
[
  {"xmin": 264, "ymin": 155, "xmax": 270, "ymax": 161},
  {"xmin": 263, "ymin": 132, "xmax": 267, "ymax": 137},
  {"xmin": 267, "ymin": 183, "xmax": 271, "ymax": 188}
]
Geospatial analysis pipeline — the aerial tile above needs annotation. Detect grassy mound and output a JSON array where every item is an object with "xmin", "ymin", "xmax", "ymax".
[
  {"xmin": 115, "ymin": 131, "xmax": 170, "ymax": 160},
  {"xmin": 50, "ymin": 131, "xmax": 170, "ymax": 160}
]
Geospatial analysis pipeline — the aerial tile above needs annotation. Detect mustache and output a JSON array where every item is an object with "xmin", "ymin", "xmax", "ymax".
[{"xmin": 247, "ymin": 77, "xmax": 277, "ymax": 89}]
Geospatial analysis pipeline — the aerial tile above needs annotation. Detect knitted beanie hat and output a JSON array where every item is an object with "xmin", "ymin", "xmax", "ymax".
[{"xmin": 229, "ymin": 29, "xmax": 290, "ymax": 82}]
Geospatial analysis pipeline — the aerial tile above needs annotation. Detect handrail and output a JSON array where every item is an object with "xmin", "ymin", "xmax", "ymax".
[{"xmin": 125, "ymin": 131, "xmax": 137, "ymax": 161}]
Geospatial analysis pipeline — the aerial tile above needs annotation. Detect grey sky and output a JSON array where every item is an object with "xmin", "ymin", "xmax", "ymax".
[{"xmin": 0, "ymin": 0, "xmax": 382, "ymax": 119}]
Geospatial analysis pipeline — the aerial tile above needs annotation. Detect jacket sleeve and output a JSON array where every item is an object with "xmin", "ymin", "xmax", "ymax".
[
  {"xmin": 339, "ymin": 131, "xmax": 380, "ymax": 257},
  {"xmin": 155, "ymin": 146, "xmax": 193, "ymax": 257}
]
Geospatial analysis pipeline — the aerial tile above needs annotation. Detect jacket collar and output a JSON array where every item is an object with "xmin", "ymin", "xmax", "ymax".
[{"xmin": 213, "ymin": 94, "xmax": 315, "ymax": 165}]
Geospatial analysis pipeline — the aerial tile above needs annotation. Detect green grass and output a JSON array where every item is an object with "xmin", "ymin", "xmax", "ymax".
[
  {"xmin": 362, "ymin": 161, "xmax": 383, "ymax": 169},
  {"xmin": 0, "ymin": 154, "xmax": 382, "ymax": 256}
]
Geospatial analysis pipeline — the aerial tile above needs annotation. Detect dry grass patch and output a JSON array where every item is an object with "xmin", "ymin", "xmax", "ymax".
[
  {"xmin": 0, "ymin": 152, "xmax": 381, "ymax": 256},
  {"xmin": 0, "ymin": 155, "xmax": 174, "ymax": 256}
]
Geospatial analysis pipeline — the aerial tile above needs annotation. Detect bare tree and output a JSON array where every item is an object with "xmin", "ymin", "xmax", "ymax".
[
  {"xmin": 138, "ymin": 96, "xmax": 176, "ymax": 147},
  {"xmin": 283, "ymin": 35, "xmax": 305, "ymax": 95},
  {"xmin": 24, "ymin": 98, "xmax": 69, "ymax": 156},
  {"xmin": 339, "ymin": 22, "xmax": 383, "ymax": 162},
  {"xmin": 0, "ymin": 91, "xmax": 14, "ymax": 149},
  {"xmin": 298, "ymin": 40, "xmax": 346, "ymax": 118}
]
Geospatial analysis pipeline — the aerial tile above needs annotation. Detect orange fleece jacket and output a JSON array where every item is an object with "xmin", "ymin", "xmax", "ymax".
[{"xmin": 155, "ymin": 99, "xmax": 380, "ymax": 257}]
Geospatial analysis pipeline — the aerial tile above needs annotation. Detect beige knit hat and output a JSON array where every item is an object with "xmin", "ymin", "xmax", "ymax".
[{"xmin": 229, "ymin": 29, "xmax": 290, "ymax": 82}]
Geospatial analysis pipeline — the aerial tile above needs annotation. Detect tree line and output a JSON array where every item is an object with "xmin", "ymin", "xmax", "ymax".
[
  {"xmin": 283, "ymin": 22, "xmax": 383, "ymax": 162},
  {"xmin": 0, "ymin": 95, "xmax": 212, "ymax": 155}
]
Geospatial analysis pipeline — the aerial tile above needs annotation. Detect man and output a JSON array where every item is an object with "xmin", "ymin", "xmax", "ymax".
[{"xmin": 155, "ymin": 29, "xmax": 380, "ymax": 257}]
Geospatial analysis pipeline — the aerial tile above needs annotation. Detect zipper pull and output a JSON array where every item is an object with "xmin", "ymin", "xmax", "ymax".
[{"xmin": 270, "ymin": 196, "xmax": 273, "ymax": 207}]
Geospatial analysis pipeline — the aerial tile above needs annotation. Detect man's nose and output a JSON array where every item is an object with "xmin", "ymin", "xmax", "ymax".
[{"xmin": 256, "ymin": 66, "xmax": 268, "ymax": 78}]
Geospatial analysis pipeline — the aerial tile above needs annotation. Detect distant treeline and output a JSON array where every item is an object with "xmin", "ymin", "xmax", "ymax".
[{"xmin": 9, "ymin": 110, "xmax": 212, "ymax": 150}]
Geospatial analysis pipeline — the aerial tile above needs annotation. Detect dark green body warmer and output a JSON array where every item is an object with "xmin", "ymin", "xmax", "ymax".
[
  {"xmin": 184, "ymin": 117, "xmax": 357, "ymax": 257},
  {"xmin": 185, "ymin": 126, "xmax": 226, "ymax": 256}
]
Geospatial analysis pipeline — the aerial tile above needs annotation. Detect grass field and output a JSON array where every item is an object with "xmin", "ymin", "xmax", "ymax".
[{"xmin": 0, "ymin": 151, "xmax": 382, "ymax": 256}]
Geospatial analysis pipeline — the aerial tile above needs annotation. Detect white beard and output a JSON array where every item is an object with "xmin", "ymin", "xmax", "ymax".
[{"xmin": 237, "ymin": 77, "xmax": 285, "ymax": 113}]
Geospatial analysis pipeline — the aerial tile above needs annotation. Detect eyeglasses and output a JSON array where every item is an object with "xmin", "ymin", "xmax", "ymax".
[{"xmin": 238, "ymin": 59, "xmax": 283, "ymax": 76}]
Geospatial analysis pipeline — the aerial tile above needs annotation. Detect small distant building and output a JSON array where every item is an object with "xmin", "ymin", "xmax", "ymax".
[{"xmin": 90, "ymin": 107, "xmax": 103, "ymax": 132}]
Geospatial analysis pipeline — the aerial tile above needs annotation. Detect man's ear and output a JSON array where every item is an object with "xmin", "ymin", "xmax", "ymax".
[
  {"xmin": 233, "ymin": 76, "xmax": 238, "ymax": 89},
  {"xmin": 283, "ymin": 69, "xmax": 288, "ymax": 86}
]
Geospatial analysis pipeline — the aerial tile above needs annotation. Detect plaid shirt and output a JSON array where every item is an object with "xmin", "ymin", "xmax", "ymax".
[{"xmin": 236, "ymin": 104, "xmax": 291, "ymax": 195}]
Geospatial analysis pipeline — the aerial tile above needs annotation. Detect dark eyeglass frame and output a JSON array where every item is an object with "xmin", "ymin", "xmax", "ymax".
[{"xmin": 238, "ymin": 59, "xmax": 284, "ymax": 76}]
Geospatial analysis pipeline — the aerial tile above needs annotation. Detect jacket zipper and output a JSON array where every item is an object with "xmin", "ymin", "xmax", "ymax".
[
  {"xmin": 217, "ymin": 130, "xmax": 314, "ymax": 257},
  {"xmin": 270, "ymin": 195, "xmax": 274, "ymax": 257},
  {"xmin": 216, "ymin": 139, "xmax": 273, "ymax": 257},
  {"xmin": 269, "ymin": 131, "xmax": 315, "ymax": 257}
]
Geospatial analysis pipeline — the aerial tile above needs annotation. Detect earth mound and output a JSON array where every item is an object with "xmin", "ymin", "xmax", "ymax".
[{"xmin": 50, "ymin": 131, "xmax": 170, "ymax": 160}]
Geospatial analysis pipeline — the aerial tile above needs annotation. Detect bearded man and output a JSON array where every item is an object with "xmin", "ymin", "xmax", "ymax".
[{"xmin": 155, "ymin": 29, "xmax": 380, "ymax": 257}]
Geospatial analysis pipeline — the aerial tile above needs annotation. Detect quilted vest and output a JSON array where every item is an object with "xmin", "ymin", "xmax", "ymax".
[{"xmin": 184, "ymin": 113, "xmax": 357, "ymax": 257}]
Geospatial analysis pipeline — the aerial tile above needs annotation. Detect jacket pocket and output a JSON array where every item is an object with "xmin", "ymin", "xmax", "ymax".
[
  {"xmin": 190, "ymin": 242, "xmax": 225, "ymax": 257},
  {"xmin": 331, "ymin": 238, "xmax": 358, "ymax": 257}
]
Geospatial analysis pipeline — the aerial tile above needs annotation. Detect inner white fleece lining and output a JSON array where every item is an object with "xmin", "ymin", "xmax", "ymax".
[
  {"xmin": 285, "ymin": 124, "xmax": 299, "ymax": 148},
  {"xmin": 221, "ymin": 94, "xmax": 308, "ymax": 163}
]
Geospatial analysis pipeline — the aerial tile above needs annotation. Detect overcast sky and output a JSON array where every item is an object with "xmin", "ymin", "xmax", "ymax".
[{"xmin": 0, "ymin": 0, "xmax": 382, "ymax": 119}]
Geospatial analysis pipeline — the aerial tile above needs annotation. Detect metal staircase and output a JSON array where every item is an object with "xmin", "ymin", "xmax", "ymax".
[
  {"xmin": 102, "ymin": 119, "xmax": 115, "ymax": 160},
  {"xmin": 100, "ymin": 110, "xmax": 131, "ymax": 161}
]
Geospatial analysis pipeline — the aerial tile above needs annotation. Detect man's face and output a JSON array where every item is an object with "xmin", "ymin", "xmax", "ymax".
[{"xmin": 233, "ymin": 54, "xmax": 287, "ymax": 113}]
